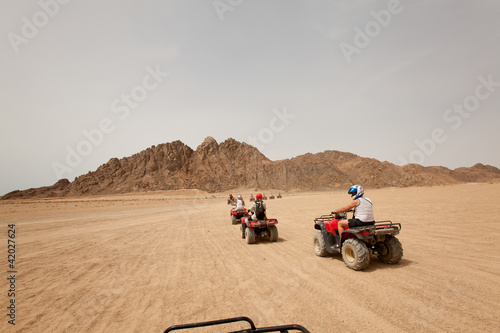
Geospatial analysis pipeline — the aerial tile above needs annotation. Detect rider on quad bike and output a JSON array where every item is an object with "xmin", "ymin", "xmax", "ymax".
[
  {"xmin": 227, "ymin": 194, "xmax": 235, "ymax": 205},
  {"xmin": 313, "ymin": 185, "xmax": 403, "ymax": 270},
  {"xmin": 331, "ymin": 185, "xmax": 374, "ymax": 247},
  {"xmin": 240, "ymin": 193, "xmax": 278, "ymax": 244},
  {"xmin": 236, "ymin": 194, "xmax": 245, "ymax": 209},
  {"xmin": 230, "ymin": 195, "xmax": 248, "ymax": 224},
  {"xmin": 250, "ymin": 193, "xmax": 266, "ymax": 220}
]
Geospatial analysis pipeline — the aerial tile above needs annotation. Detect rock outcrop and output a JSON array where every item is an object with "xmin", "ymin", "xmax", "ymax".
[{"xmin": 2, "ymin": 137, "xmax": 500, "ymax": 199}]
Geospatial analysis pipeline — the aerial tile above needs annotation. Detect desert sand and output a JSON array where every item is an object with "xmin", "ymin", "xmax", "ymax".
[{"xmin": 1, "ymin": 183, "xmax": 500, "ymax": 332}]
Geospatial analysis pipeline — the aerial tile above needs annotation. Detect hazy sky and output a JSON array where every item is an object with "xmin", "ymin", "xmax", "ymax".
[{"xmin": 1, "ymin": 0, "xmax": 499, "ymax": 195}]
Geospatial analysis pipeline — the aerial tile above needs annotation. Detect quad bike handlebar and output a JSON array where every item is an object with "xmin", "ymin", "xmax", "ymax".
[{"xmin": 315, "ymin": 210, "xmax": 352, "ymax": 223}]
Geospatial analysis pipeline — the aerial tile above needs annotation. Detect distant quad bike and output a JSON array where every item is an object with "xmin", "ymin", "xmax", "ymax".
[
  {"xmin": 230, "ymin": 207, "xmax": 249, "ymax": 225},
  {"xmin": 313, "ymin": 212, "xmax": 403, "ymax": 271},
  {"xmin": 269, "ymin": 194, "xmax": 275, "ymax": 199},
  {"xmin": 249, "ymin": 195, "xmax": 255, "ymax": 202},
  {"xmin": 227, "ymin": 198, "xmax": 236, "ymax": 205},
  {"xmin": 277, "ymin": 193, "xmax": 282, "ymax": 198},
  {"xmin": 262, "ymin": 194, "xmax": 268, "ymax": 200},
  {"xmin": 240, "ymin": 215, "xmax": 278, "ymax": 244},
  {"xmin": 164, "ymin": 316, "xmax": 310, "ymax": 332}
]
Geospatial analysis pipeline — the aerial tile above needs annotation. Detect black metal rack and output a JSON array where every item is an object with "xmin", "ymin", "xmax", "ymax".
[{"xmin": 163, "ymin": 316, "xmax": 310, "ymax": 333}]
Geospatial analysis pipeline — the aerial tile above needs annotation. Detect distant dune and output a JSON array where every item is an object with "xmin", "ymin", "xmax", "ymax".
[{"xmin": 3, "ymin": 136, "xmax": 500, "ymax": 200}]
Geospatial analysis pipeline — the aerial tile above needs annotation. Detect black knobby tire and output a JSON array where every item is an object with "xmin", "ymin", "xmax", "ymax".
[
  {"xmin": 240, "ymin": 224, "xmax": 246, "ymax": 239},
  {"xmin": 269, "ymin": 225, "xmax": 278, "ymax": 242},
  {"xmin": 313, "ymin": 232, "xmax": 327, "ymax": 257},
  {"xmin": 245, "ymin": 227, "xmax": 256, "ymax": 244},
  {"xmin": 376, "ymin": 236, "xmax": 403, "ymax": 264},
  {"xmin": 231, "ymin": 215, "xmax": 238, "ymax": 225},
  {"xmin": 341, "ymin": 238, "xmax": 370, "ymax": 271}
]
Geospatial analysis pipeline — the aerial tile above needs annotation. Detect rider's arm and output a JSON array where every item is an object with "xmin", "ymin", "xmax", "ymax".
[{"xmin": 332, "ymin": 199, "xmax": 358, "ymax": 214}]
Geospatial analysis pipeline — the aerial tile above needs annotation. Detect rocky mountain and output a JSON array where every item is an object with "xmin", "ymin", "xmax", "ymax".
[{"xmin": 2, "ymin": 137, "xmax": 500, "ymax": 200}]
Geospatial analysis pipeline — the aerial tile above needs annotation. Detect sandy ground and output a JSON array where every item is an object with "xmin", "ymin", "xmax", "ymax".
[{"xmin": 1, "ymin": 183, "xmax": 500, "ymax": 333}]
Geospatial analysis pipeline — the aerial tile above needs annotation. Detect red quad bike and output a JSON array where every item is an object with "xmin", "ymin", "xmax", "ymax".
[
  {"xmin": 313, "ymin": 212, "xmax": 403, "ymax": 271},
  {"xmin": 230, "ymin": 208, "xmax": 249, "ymax": 225},
  {"xmin": 240, "ymin": 215, "xmax": 278, "ymax": 244},
  {"xmin": 269, "ymin": 194, "xmax": 275, "ymax": 199}
]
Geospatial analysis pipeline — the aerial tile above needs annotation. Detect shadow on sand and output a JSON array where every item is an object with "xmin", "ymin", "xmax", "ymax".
[{"xmin": 328, "ymin": 255, "xmax": 415, "ymax": 272}]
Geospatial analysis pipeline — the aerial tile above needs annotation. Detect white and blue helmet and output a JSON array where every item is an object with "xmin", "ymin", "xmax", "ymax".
[{"xmin": 348, "ymin": 185, "xmax": 364, "ymax": 199}]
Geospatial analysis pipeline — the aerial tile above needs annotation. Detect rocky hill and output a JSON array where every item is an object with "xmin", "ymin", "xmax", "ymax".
[{"xmin": 2, "ymin": 137, "xmax": 500, "ymax": 200}]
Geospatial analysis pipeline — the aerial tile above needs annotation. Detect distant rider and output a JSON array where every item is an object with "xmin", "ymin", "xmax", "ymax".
[
  {"xmin": 250, "ymin": 193, "xmax": 267, "ymax": 220},
  {"xmin": 236, "ymin": 194, "xmax": 245, "ymax": 211},
  {"xmin": 331, "ymin": 185, "xmax": 375, "ymax": 247}
]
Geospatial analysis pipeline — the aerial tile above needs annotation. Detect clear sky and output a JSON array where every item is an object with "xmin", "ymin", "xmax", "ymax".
[{"xmin": 1, "ymin": 0, "xmax": 499, "ymax": 195}]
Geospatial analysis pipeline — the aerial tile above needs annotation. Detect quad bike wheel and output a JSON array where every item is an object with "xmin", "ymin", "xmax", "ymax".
[
  {"xmin": 245, "ymin": 227, "xmax": 256, "ymax": 244},
  {"xmin": 313, "ymin": 232, "xmax": 327, "ymax": 257},
  {"xmin": 240, "ymin": 224, "xmax": 245, "ymax": 239},
  {"xmin": 231, "ymin": 215, "xmax": 238, "ymax": 225},
  {"xmin": 376, "ymin": 236, "xmax": 403, "ymax": 264},
  {"xmin": 342, "ymin": 238, "xmax": 370, "ymax": 271},
  {"xmin": 268, "ymin": 225, "xmax": 278, "ymax": 242}
]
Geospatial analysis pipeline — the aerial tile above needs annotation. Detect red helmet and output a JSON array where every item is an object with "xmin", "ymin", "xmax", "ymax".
[{"xmin": 256, "ymin": 193, "xmax": 262, "ymax": 199}]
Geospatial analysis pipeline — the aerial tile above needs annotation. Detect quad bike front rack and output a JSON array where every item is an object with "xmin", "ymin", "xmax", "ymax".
[{"xmin": 163, "ymin": 316, "xmax": 310, "ymax": 333}]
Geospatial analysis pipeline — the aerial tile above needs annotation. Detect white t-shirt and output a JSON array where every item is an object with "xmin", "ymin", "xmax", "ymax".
[
  {"xmin": 236, "ymin": 199, "xmax": 244, "ymax": 209},
  {"xmin": 355, "ymin": 197, "xmax": 374, "ymax": 222}
]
